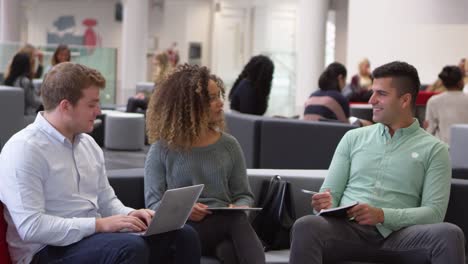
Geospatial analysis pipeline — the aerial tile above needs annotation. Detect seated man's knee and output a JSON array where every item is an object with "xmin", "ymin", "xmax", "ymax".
[
  {"xmin": 175, "ymin": 224, "xmax": 201, "ymax": 248},
  {"xmin": 410, "ymin": 223, "xmax": 465, "ymax": 246},
  {"xmin": 292, "ymin": 215, "xmax": 327, "ymax": 239},
  {"xmin": 114, "ymin": 235, "xmax": 149, "ymax": 262},
  {"xmin": 436, "ymin": 223, "xmax": 465, "ymax": 243}
]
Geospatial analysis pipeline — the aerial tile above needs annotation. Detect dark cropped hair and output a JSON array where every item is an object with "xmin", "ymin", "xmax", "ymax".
[
  {"xmin": 372, "ymin": 61, "xmax": 420, "ymax": 108},
  {"xmin": 318, "ymin": 62, "xmax": 347, "ymax": 92},
  {"xmin": 438, "ymin": 66, "xmax": 463, "ymax": 89},
  {"xmin": 4, "ymin": 53, "xmax": 32, "ymax": 86},
  {"xmin": 229, "ymin": 55, "xmax": 274, "ymax": 115}
]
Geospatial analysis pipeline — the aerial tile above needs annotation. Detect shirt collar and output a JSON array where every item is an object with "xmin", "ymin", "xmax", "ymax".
[
  {"xmin": 34, "ymin": 112, "xmax": 82, "ymax": 146},
  {"xmin": 379, "ymin": 118, "xmax": 420, "ymax": 137}
]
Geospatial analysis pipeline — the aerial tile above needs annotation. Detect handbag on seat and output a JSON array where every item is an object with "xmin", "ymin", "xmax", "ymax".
[{"xmin": 252, "ymin": 175, "xmax": 296, "ymax": 251}]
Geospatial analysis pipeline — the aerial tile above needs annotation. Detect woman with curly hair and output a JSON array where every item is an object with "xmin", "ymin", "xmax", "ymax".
[
  {"xmin": 145, "ymin": 64, "xmax": 265, "ymax": 264},
  {"xmin": 229, "ymin": 55, "xmax": 274, "ymax": 115}
]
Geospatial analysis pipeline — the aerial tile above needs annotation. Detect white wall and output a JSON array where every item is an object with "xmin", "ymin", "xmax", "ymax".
[
  {"xmin": 160, "ymin": 1, "xmax": 187, "ymax": 62},
  {"xmin": 0, "ymin": 0, "xmax": 22, "ymax": 42},
  {"xmin": 148, "ymin": 3, "xmax": 164, "ymax": 51},
  {"xmin": 347, "ymin": 0, "xmax": 468, "ymax": 84},
  {"xmin": 185, "ymin": 0, "xmax": 212, "ymax": 66},
  {"xmin": 252, "ymin": 3, "xmax": 296, "ymax": 55},
  {"xmin": 160, "ymin": 0, "xmax": 212, "ymax": 66},
  {"xmin": 332, "ymin": 0, "xmax": 347, "ymax": 65}
]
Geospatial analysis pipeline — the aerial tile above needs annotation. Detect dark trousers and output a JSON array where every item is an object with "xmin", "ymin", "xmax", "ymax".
[
  {"xmin": 126, "ymin": 97, "xmax": 149, "ymax": 113},
  {"xmin": 290, "ymin": 215, "xmax": 465, "ymax": 264},
  {"xmin": 188, "ymin": 211, "xmax": 265, "ymax": 264},
  {"xmin": 31, "ymin": 225, "xmax": 201, "ymax": 264}
]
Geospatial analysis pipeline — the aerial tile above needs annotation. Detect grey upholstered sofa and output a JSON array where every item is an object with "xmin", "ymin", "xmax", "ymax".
[
  {"xmin": 224, "ymin": 112, "xmax": 264, "ymax": 168},
  {"xmin": 450, "ymin": 124, "xmax": 468, "ymax": 169},
  {"xmin": 224, "ymin": 112, "xmax": 357, "ymax": 170},
  {"xmin": 0, "ymin": 86, "xmax": 25, "ymax": 151},
  {"xmin": 258, "ymin": 118, "xmax": 356, "ymax": 169},
  {"xmin": 107, "ymin": 168, "xmax": 468, "ymax": 263}
]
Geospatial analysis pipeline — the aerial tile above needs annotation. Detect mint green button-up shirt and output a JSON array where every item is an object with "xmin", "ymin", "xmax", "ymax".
[{"xmin": 320, "ymin": 119, "xmax": 451, "ymax": 238}]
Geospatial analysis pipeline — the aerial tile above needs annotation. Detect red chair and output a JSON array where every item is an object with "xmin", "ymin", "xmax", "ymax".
[
  {"xmin": 416, "ymin": 91, "xmax": 440, "ymax": 106},
  {"xmin": 0, "ymin": 203, "xmax": 12, "ymax": 264}
]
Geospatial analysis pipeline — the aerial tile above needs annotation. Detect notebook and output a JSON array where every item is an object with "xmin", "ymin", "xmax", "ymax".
[
  {"xmin": 317, "ymin": 201, "xmax": 359, "ymax": 217},
  {"xmin": 123, "ymin": 184, "xmax": 204, "ymax": 236}
]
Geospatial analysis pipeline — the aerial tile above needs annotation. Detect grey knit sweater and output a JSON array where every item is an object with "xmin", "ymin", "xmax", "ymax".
[{"xmin": 144, "ymin": 133, "xmax": 254, "ymax": 210}]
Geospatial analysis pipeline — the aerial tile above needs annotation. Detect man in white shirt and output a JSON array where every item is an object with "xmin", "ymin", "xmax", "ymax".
[
  {"xmin": 0, "ymin": 62, "xmax": 201, "ymax": 264},
  {"xmin": 425, "ymin": 65, "xmax": 468, "ymax": 144}
]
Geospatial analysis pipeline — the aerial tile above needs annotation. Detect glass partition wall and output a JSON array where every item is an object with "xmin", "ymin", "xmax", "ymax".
[{"xmin": 0, "ymin": 42, "xmax": 117, "ymax": 105}]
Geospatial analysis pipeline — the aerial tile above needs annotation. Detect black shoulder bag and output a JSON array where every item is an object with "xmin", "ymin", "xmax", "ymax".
[{"xmin": 252, "ymin": 175, "xmax": 296, "ymax": 251}]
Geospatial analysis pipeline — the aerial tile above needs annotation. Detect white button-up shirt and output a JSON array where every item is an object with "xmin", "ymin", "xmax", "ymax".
[{"xmin": 0, "ymin": 113, "xmax": 133, "ymax": 264}]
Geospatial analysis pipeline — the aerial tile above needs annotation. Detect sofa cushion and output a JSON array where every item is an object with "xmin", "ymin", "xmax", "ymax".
[
  {"xmin": 0, "ymin": 86, "xmax": 25, "ymax": 151},
  {"xmin": 107, "ymin": 168, "xmax": 145, "ymax": 209},
  {"xmin": 259, "ymin": 119, "xmax": 356, "ymax": 169},
  {"xmin": 108, "ymin": 169, "xmax": 468, "ymax": 262},
  {"xmin": 450, "ymin": 124, "xmax": 468, "ymax": 169},
  {"xmin": 445, "ymin": 179, "xmax": 468, "ymax": 254},
  {"xmin": 0, "ymin": 203, "xmax": 12, "ymax": 264},
  {"xmin": 224, "ymin": 112, "xmax": 264, "ymax": 168},
  {"xmin": 452, "ymin": 168, "xmax": 468, "ymax": 180}
]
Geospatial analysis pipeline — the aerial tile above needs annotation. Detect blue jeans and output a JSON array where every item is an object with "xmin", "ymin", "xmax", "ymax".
[{"xmin": 31, "ymin": 225, "xmax": 201, "ymax": 264}]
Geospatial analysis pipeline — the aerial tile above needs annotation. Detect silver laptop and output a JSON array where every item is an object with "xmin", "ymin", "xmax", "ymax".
[{"xmin": 126, "ymin": 184, "xmax": 204, "ymax": 236}]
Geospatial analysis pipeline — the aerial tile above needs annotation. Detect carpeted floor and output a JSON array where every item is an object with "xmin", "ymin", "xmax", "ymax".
[{"xmin": 103, "ymin": 146, "xmax": 149, "ymax": 170}]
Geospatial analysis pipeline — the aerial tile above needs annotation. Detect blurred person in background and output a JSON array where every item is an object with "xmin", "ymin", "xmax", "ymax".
[
  {"xmin": 126, "ymin": 52, "xmax": 171, "ymax": 113},
  {"xmin": 229, "ymin": 55, "xmax": 274, "ymax": 116},
  {"xmin": 3, "ymin": 52, "xmax": 42, "ymax": 115},
  {"xmin": 347, "ymin": 58, "xmax": 373, "ymax": 102},
  {"xmin": 425, "ymin": 65, "xmax": 468, "ymax": 144},
  {"xmin": 45, "ymin": 44, "xmax": 72, "ymax": 73},
  {"xmin": 19, "ymin": 43, "xmax": 44, "ymax": 79}
]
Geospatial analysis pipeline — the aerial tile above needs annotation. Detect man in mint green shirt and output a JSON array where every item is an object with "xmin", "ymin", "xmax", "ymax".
[{"xmin": 290, "ymin": 61, "xmax": 465, "ymax": 264}]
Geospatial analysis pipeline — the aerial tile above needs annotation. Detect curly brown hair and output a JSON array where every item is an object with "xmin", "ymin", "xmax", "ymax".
[{"xmin": 146, "ymin": 64, "xmax": 225, "ymax": 150}]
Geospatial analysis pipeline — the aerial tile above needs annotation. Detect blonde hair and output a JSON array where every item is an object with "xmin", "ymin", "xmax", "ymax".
[
  {"xmin": 152, "ymin": 52, "xmax": 171, "ymax": 84},
  {"xmin": 358, "ymin": 58, "xmax": 371, "ymax": 76},
  {"xmin": 146, "ymin": 64, "xmax": 225, "ymax": 150}
]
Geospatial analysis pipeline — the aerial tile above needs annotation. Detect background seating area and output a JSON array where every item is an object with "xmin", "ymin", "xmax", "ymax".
[
  {"xmin": 450, "ymin": 124, "xmax": 468, "ymax": 169},
  {"xmin": 0, "ymin": 86, "xmax": 24, "ymax": 151},
  {"xmin": 225, "ymin": 112, "xmax": 357, "ymax": 170},
  {"xmin": 105, "ymin": 168, "xmax": 468, "ymax": 264},
  {"xmin": 2, "ymin": 167, "xmax": 467, "ymax": 263},
  {"xmin": 103, "ymin": 110, "xmax": 145, "ymax": 150}
]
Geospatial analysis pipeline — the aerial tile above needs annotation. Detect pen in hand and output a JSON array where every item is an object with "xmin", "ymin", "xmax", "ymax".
[{"xmin": 301, "ymin": 189, "xmax": 319, "ymax": 195}]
